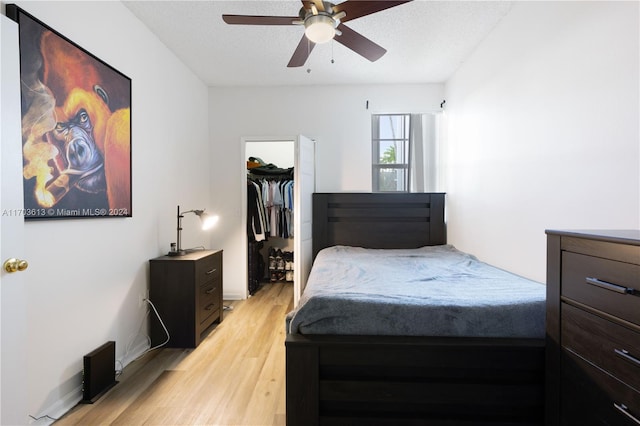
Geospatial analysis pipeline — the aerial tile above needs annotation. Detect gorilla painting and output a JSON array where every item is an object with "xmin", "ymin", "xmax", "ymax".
[{"xmin": 9, "ymin": 6, "xmax": 131, "ymax": 218}]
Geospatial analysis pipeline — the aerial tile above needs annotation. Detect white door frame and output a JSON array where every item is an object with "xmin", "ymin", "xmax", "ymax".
[
  {"xmin": 241, "ymin": 135, "xmax": 315, "ymax": 304},
  {"xmin": 241, "ymin": 136, "xmax": 296, "ymax": 300}
]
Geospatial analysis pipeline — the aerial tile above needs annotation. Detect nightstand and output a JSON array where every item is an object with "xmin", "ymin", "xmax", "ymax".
[{"xmin": 149, "ymin": 250, "xmax": 223, "ymax": 348}]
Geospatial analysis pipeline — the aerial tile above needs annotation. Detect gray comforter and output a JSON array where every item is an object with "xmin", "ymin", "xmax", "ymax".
[{"xmin": 286, "ymin": 245, "xmax": 545, "ymax": 338}]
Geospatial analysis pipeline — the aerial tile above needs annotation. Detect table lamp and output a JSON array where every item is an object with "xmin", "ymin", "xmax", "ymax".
[{"xmin": 168, "ymin": 205, "xmax": 219, "ymax": 256}]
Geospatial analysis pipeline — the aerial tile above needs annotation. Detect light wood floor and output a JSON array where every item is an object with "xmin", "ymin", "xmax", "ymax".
[{"xmin": 57, "ymin": 283, "xmax": 294, "ymax": 426}]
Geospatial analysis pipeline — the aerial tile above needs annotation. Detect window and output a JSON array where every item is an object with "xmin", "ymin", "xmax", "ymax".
[{"xmin": 372, "ymin": 114, "xmax": 411, "ymax": 192}]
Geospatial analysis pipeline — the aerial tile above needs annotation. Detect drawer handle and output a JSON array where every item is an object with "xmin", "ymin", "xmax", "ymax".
[
  {"xmin": 205, "ymin": 287, "xmax": 216, "ymax": 294},
  {"xmin": 615, "ymin": 348, "xmax": 640, "ymax": 367},
  {"xmin": 205, "ymin": 268, "xmax": 217, "ymax": 275},
  {"xmin": 586, "ymin": 277, "xmax": 636, "ymax": 295},
  {"xmin": 204, "ymin": 304, "xmax": 215, "ymax": 311},
  {"xmin": 614, "ymin": 403, "xmax": 640, "ymax": 424}
]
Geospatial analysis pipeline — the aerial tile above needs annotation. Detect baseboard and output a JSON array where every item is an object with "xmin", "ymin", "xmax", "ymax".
[
  {"xmin": 31, "ymin": 384, "xmax": 83, "ymax": 426},
  {"xmin": 223, "ymin": 291, "xmax": 245, "ymax": 300}
]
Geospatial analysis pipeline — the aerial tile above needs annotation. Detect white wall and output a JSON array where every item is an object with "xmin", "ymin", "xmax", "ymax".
[
  {"xmin": 5, "ymin": 0, "xmax": 637, "ymax": 421},
  {"xmin": 444, "ymin": 1, "xmax": 639, "ymax": 282},
  {"xmin": 2, "ymin": 1, "xmax": 211, "ymax": 421},
  {"xmin": 209, "ymin": 84, "xmax": 444, "ymax": 299},
  {"xmin": 247, "ymin": 141, "xmax": 294, "ymax": 168}
]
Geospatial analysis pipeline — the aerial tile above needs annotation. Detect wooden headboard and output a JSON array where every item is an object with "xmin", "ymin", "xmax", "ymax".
[{"xmin": 312, "ymin": 192, "xmax": 446, "ymax": 259}]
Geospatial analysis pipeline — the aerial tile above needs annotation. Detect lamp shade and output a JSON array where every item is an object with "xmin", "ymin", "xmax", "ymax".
[
  {"xmin": 304, "ymin": 14, "xmax": 335, "ymax": 44},
  {"xmin": 197, "ymin": 211, "xmax": 219, "ymax": 230}
]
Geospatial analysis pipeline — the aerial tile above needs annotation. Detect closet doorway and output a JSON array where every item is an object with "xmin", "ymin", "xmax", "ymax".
[{"xmin": 242, "ymin": 136, "xmax": 315, "ymax": 307}]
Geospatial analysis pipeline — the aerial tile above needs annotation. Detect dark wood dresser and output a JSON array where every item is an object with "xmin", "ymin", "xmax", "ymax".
[
  {"xmin": 149, "ymin": 250, "xmax": 223, "ymax": 348},
  {"xmin": 546, "ymin": 230, "xmax": 640, "ymax": 425}
]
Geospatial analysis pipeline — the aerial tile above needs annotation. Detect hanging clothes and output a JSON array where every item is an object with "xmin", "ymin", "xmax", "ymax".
[
  {"xmin": 247, "ymin": 180, "xmax": 267, "ymax": 242},
  {"xmin": 247, "ymin": 240, "xmax": 264, "ymax": 295},
  {"xmin": 247, "ymin": 164, "xmax": 294, "ymax": 293},
  {"xmin": 247, "ymin": 172, "xmax": 294, "ymax": 240}
]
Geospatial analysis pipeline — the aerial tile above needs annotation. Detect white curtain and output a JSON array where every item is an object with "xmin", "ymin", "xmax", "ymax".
[{"xmin": 410, "ymin": 113, "xmax": 438, "ymax": 192}]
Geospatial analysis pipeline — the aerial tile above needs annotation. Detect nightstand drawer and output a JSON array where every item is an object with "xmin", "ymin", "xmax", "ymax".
[
  {"xmin": 195, "ymin": 253, "xmax": 221, "ymax": 285},
  {"xmin": 199, "ymin": 305, "xmax": 219, "ymax": 329},
  {"xmin": 562, "ymin": 349, "xmax": 640, "ymax": 425},
  {"xmin": 562, "ymin": 251, "xmax": 640, "ymax": 326},
  {"xmin": 200, "ymin": 280, "xmax": 221, "ymax": 311},
  {"xmin": 561, "ymin": 303, "xmax": 640, "ymax": 391},
  {"xmin": 198, "ymin": 279, "xmax": 220, "ymax": 328}
]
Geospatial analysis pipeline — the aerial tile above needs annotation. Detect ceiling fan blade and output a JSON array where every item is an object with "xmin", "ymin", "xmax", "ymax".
[
  {"xmin": 287, "ymin": 35, "xmax": 316, "ymax": 67},
  {"xmin": 334, "ymin": 24, "xmax": 386, "ymax": 62},
  {"xmin": 222, "ymin": 15, "xmax": 298, "ymax": 25},
  {"xmin": 333, "ymin": 1, "xmax": 412, "ymax": 23}
]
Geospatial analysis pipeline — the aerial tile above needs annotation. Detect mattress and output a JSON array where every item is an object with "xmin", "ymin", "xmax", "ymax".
[{"xmin": 286, "ymin": 245, "xmax": 546, "ymax": 338}]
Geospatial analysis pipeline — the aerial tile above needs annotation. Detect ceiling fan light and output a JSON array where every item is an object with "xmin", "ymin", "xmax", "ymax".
[{"xmin": 304, "ymin": 14, "xmax": 335, "ymax": 44}]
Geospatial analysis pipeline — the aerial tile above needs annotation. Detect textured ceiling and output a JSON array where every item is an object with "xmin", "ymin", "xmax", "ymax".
[{"xmin": 122, "ymin": 0, "xmax": 513, "ymax": 87}]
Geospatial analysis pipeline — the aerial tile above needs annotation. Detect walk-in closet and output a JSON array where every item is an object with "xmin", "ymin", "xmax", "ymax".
[{"xmin": 243, "ymin": 136, "xmax": 315, "ymax": 306}]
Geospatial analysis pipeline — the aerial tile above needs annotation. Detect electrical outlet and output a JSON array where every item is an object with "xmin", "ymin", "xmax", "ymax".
[{"xmin": 138, "ymin": 291, "xmax": 147, "ymax": 308}]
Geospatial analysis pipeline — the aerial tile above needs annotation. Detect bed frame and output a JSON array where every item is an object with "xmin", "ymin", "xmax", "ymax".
[{"xmin": 285, "ymin": 193, "xmax": 545, "ymax": 425}]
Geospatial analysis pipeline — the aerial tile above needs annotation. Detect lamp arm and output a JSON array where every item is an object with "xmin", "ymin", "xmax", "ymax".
[
  {"xmin": 181, "ymin": 209, "xmax": 204, "ymax": 215},
  {"xmin": 169, "ymin": 206, "xmax": 214, "ymax": 256}
]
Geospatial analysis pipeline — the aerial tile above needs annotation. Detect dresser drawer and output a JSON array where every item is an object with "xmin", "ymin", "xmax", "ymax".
[
  {"xmin": 195, "ymin": 253, "xmax": 221, "ymax": 285},
  {"xmin": 197, "ymin": 280, "xmax": 222, "ymax": 328},
  {"xmin": 561, "ymin": 303, "xmax": 640, "ymax": 391},
  {"xmin": 199, "ymin": 280, "xmax": 221, "ymax": 312},
  {"xmin": 199, "ymin": 305, "xmax": 220, "ymax": 330},
  {"xmin": 561, "ymin": 251, "xmax": 640, "ymax": 326},
  {"xmin": 562, "ymin": 349, "xmax": 640, "ymax": 425}
]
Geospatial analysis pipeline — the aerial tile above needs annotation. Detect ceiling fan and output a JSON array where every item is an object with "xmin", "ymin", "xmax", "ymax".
[{"xmin": 222, "ymin": 0, "xmax": 412, "ymax": 67}]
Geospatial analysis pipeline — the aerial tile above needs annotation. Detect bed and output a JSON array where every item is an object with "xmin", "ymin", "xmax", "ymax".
[{"xmin": 285, "ymin": 193, "xmax": 546, "ymax": 425}]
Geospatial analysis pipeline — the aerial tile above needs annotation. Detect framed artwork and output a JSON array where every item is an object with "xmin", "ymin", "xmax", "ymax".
[{"xmin": 7, "ymin": 5, "xmax": 132, "ymax": 219}]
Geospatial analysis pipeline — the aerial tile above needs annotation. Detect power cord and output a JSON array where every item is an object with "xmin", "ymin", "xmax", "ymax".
[
  {"xmin": 115, "ymin": 301, "xmax": 152, "ymax": 377},
  {"xmin": 184, "ymin": 246, "xmax": 206, "ymax": 253},
  {"xmin": 115, "ymin": 298, "xmax": 170, "ymax": 377},
  {"xmin": 29, "ymin": 414, "xmax": 59, "ymax": 422},
  {"xmin": 131, "ymin": 298, "xmax": 170, "ymax": 361}
]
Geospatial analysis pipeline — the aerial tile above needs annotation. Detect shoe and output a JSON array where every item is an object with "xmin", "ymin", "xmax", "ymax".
[
  {"xmin": 268, "ymin": 247, "xmax": 276, "ymax": 271},
  {"xmin": 284, "ymin": 251, "xmax": 293, "ymax": 271},
  {"xmin": 275, "ymin": 249, "xmax": 285, "ymax": 271},
  {"xmin": 285, "ymin": 270, "xmax": 293, "ymax": 282}
]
